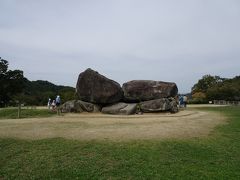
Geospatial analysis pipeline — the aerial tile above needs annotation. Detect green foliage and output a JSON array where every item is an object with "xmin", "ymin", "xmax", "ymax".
[
  {"xmin": 0, "ymin": 108, "xmax": 56, "ymax": 119},
  {"xmin": 0, "ymin": 58, "xmax": 25, "ymax": 107},
  {"xmin": 192, "ymin": 75, "xmax": 224, "ymax": 93},
  {"xmin": 1, "ymin": 57, "xmax": 75, "ymax": 107},
  {"xmin": 190, "ymin": 92, "xmax": 208, "ymax": 104},
  {"xmin": 0, "ymin": 107, "xmax": 240, "ymax": 179},
  {"xmin": 58, "ymin": 87, "xmax": 76, "ymax": 104},
  {"xmin": 0, "ymin": 58, "xmax": 8, "ymax": 74},
  {"xmin": 20, "ymin": 80, "xmax": 75, "ymax": 106},
  {"xmin": 192, "ymin": 75, "xmax": 240, "ymax": 101},
  {"xmin": 206, "ymin": 76, "xmax": 240, "ymax": 101}
]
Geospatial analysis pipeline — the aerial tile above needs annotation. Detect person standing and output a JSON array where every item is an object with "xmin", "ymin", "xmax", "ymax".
[
  {"xmin": 47, "ymin": 98, "xmax": 51, "ymax": 109},
  {"xmin": 179, "ymin": 95, "xmax": 184, "ymax": 108},
  {"xmin": 55, "ymin": 95, "xmax": 61, "ymax": 115},
  {"xmin": 183, "ymin": 95, "xmax": 188, "ymax": 108},
  {"xmin": 51, "ymin": 100, "xmax": 56, "ymax": 110},
  {"xmin": 56, "ymin": 95, "xmax": 61, "ymax": 107}
]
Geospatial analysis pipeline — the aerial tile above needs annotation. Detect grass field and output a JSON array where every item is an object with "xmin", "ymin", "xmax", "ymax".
[
  {"xmin": 0, "ymin": 108, "xmax": 56, "ymax": 119},
  {"xmin": 0, "ymin": 106, "xmax": 240, "ymax": 179}
]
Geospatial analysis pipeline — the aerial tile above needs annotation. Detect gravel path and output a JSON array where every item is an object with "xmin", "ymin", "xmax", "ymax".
[{"xmin": 0, "ymin": 109, "xmax": 226, "ymax": 141}]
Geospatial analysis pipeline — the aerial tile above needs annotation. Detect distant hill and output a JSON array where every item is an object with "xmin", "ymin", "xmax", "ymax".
[{"xmin": 19, "ymin": 79, "xmax": 75, "ymax": 106}]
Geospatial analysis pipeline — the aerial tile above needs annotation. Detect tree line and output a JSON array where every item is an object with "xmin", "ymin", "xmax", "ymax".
[
  {"xmin": 191, "ymin": 74, "xmax": 240, "ymax": 103},
  {"xmin": 0, "ymin": 57, "xmax": 75, "ymax": 107}
]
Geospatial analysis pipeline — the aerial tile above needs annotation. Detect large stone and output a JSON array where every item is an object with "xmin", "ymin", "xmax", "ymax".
[
  {"xmin": 122, "ymin": 80, "xmax": 178, "ymax": 102},
  {"xmin": 76, "ymin": 68, "xmax": 123, "ymax": 104},
  {"xmin": 169, "ymin": 97, "xmax": 179, "ymax": 113},
  {"xmin": 102, "ymin": 102, "xmax": 137, "ymax": 115},
  {"xmin": 140, "ymin": 98, "xmax": 171, "ymax": 112},
  {"xmin": 61, "ymin": 100, "xmax": 100, "ymax": 113}
]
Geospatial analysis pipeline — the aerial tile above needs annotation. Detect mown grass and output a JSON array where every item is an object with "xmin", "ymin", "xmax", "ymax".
[
  {"xmin": 0, "ymin": 108, "xmax": 56, "ymax": 119},
  {"xmin": 0, "ymin": 106, "xmax": 240, "ymax": 179}
]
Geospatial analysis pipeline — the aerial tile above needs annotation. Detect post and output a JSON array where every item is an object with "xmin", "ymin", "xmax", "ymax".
[{"xmin": 18, "ymin": 103, "xmax": 21, "ymax": 118}]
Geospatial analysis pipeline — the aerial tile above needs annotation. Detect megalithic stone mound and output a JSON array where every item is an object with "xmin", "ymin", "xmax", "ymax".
[
  {"xmin": 76, "ymin": 68, "xmax": 123, "ymax": 104},
  {"xmin": 61, "ymin": 100, "xmax": 101, "ymax": 113},
  {"xmin": 102, "ymin": 102, "xmax": 137, "ymax": 115},
  {"xmin": 140, "ymin": 98, "xmax": 178, "ymax": 113},
  {"xmin": 122, "ymin": 80, "xmax": 178, "ymax": 102}
]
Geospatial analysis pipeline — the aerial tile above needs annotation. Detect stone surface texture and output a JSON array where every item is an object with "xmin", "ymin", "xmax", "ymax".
[
  {"xmin": 76, "ymin": 68, "xmax": 123, "ymax": 104},
  {"xmin": 122, "ymin": 80, "xmax": 178, "ymax": 102}
]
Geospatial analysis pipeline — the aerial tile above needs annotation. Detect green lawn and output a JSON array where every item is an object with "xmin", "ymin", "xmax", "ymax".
[
  {"xmin": 0, "ymin": 106, "xmax": 240, "ymax": 179},
  {"xmin": 0, "ymin": 108, "xmax": 56, "ymax": 119}
]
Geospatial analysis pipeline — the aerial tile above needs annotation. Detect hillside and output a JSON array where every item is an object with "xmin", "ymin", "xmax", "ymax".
[{"xmin": 20, "ymin": 79, "xmax": 75, "ymax": 106}]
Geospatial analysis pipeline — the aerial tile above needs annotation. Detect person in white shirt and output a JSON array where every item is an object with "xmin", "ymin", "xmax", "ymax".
[{"xmin": 47, "ymin": 98, "xmax": 51, "ymax": 109}]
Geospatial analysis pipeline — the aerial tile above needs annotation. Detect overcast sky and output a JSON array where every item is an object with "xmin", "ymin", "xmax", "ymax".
[{"xmin": 1, "ymin": 0, "xmax": 240, "ymax": 93}]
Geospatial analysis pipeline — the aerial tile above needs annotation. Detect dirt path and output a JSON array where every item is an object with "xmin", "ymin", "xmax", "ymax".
[{"xmin": 0, "ymin": 109, "xmax": 226, "ymax": 141}]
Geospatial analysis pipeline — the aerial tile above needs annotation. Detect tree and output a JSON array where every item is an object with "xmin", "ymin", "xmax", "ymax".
[
  {"xmin": 0, "ymin": 57, "xmax": 25, "ymax": 107},
  {"xmin": 191, "ymin": 75, "xmax": 224, "ymax": 93},
  {"xmin": 206, "ymin": 77, "xmax": 240, "ymax": 101},
  {"xmin": 19, "ymin": 80, "xmax": 75, "ymax": 106},
  {"xmin": 191, "ymin": 92, "xmax": 207, "ymax": 103},
  {"xmin": 191, "ymin": 74, "xmax": 240, "ymax": 103}
]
